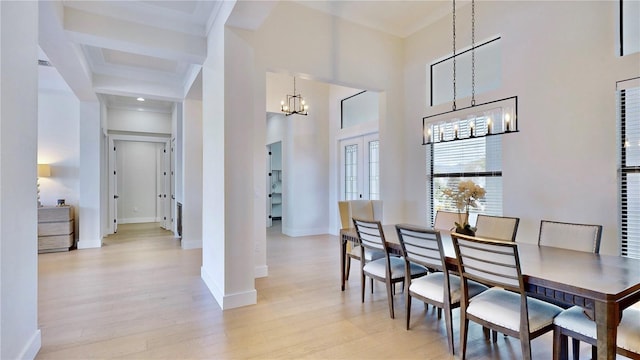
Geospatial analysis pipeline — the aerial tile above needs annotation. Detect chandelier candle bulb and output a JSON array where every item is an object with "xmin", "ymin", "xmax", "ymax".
[
  {"xmin": 454, "ymin": 124, "xmax": 459, "ymax": 139},
  {"xmin": 469, "ymin": 121, "xmax": 475, "ymax": 137},
  {"xmin": 487, "ymin": 118, "xmax": 492, "ymax": 134},
  {"xmin": 505, "ymin": 113, "xmax": 511, "ymax": 132}
]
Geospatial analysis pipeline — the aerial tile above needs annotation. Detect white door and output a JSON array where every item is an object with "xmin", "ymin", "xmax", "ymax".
[
  {"xmin": 156, "ymin": 141, "xmax": 171, "ymax": 230},
  {"xmin": 339, "ymin": 133, "xmax": 379, "ymax": 200}
]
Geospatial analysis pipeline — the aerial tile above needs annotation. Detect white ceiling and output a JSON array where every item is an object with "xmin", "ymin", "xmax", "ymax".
[{"xmin": 38, "ymin": 1, "xmax": 453, "ymax": 113}]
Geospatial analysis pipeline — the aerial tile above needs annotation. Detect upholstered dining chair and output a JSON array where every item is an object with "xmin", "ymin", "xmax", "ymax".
[
  {"xmin": 553, "ymin": 303, "xmax": 640, "ymax": 360},
  {"xmin": 451, "ymin": 233, "xmax": 563, "ymax": 360},
  {"xmin": 474, "ymin": 214, "xmax": 520, "ymax": 241},
  {"xmin": 538, "ymin": 220, "xmax": 602, "ymax": 254},
  {"xmin": 353, "ymin": 218, "xmax": 428, "ymax": 319},
  {"xmin": 339, "ymin": 200, "xmax": 384, "ymax": 284},
  {"xmin": 433, "ymin": 210, "xmax": 460, "ymax": 232},
  {"xmin": 538, "ymin": 219, "xmax": 603, "ymax": 359},
  {"xmin": 396, "ymin": 224, "xmax": 488, "ymax": 355}
]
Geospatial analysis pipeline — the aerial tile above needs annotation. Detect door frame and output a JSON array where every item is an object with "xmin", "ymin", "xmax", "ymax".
[
  {"xmin": 339, "ymin": 132, "xmax": 379, "ymax": 201},
  {"xmin": 107, "ymin": 134, "xmax": 171, "ymax": 234}
]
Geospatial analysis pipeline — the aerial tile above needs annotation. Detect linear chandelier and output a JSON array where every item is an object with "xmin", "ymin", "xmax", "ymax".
[
  {"xmin": 423, "ymin": 0, "xmax": 518, "ymax": 145},
  {"xmin": 280, "ymin": 76, "xmax": 308, "ymax": 116}
]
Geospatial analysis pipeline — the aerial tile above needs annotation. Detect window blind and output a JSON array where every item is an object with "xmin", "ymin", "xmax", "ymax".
[
  {"xmin": 619, "ymin": 80, "xmax": 640, "ymax": 259},
  {"xmin": 428, "ymin": 135, "xmax": 502, "ymax": 225}
]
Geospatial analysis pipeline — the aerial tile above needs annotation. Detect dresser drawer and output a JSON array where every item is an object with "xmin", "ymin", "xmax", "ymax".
[
  {"xmin": 38, "ymin": 234, "xmax": 74, "ymax": 253},
  {"xmin": 38, "ymin": 220, "xmax": 74, "ymax": 236},
  {"xmin": 38, "ymin": 206, "xmax": 73, "ymax": 222}
]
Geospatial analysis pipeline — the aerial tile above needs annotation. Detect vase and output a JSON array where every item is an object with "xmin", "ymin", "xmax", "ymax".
[{"xmin": 455, "ymin": 225, "xmax": 476, "ymax": 236}]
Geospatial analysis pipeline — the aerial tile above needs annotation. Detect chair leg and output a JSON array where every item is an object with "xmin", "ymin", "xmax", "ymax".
[
  {"xmin": 345, "ymin": 257, "xmax": 351, "ymax": 280},
  {"xmin": 520, "ymin": 331, "xmax": 532, "ymax": 360},
  {"xmin": 444, "ymin": 306, "xmax": 455, "ymax": 355},
  {"xmin": 483, "ymin": 326, "xmax": 490, "ymax": 340},
  {"xmin": 405, "ymin": 294, "xmax": 412, "ymax": 330},
  {"xmin": 385, "ymin": 280, "xmax": 395, "ymax": 319},
  {"xmin": 590, "ymin": 345, "xmax": 596, "ymax": 360},
  {"xmin": 552, "ymin": 329, "xmax": 569, "ymax": 360},
  {"xmin": 460, "ymin": 314, "xmax": 469, "ymax": 360},
  {"xmin": 492, "ymin": 330, "xmax": 498, "ymax": 343},
  {"xmin": 437, "ymin": 308, "xmax": 442, "ymax": 319},
  {"xmin": 361, "ymin": 272, "xmax": 366, "ymax": 303},
  {"xmin": 370, "ymin": 278, "xmax": 374, "ymax": 293},
  {"xmin": 571, "ymin": 338, "xmax": 580, "ymax": 360}
]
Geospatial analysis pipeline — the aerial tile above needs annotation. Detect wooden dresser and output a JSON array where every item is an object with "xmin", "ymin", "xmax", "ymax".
[{"xmin": 38, "ymin": 206, "xmax": 74, "ymax": 253}]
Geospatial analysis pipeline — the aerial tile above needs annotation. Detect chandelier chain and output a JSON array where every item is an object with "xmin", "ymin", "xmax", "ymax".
[
  {"xmin": 452, "ymin": 0, "xmax": 457, "ymax": 111},
  {"xmin": 471, "ymin": 0, "xmax": 476, "ymax": 106}
]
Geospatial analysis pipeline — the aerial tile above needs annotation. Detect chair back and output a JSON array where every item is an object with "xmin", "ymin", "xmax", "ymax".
[
  {"xmin": 339, "ymin": 200, "xmax": 383, "ymax": 230},
  {"xmin": 538, "ymin": 220, "xmax": 602, "ymax": 253},
  {"xmin": 475, "ymin": 214, "xmax": 520, "ymax": 241},
  {"xmin": 352, "ymin": 218, "xmax": 386, "ymax": 253},
  {"xmin": 434, "ymin": 210, "xmax": 460, "ymax": 232},
  {"xmin": 396, "ymin": 224, "xmax": 446, "ymax": 272},
  {"xmin": 451, "ymin": 233, "xmax": 523, "ymax": 293}
]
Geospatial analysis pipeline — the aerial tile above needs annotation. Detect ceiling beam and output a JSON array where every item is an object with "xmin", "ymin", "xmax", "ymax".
[{"xmin": 64, "ymin": 7, "xmax": 207, "ymax": 65}]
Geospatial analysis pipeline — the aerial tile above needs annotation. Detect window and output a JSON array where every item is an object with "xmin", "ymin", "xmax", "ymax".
[
  {"xmin": 341, "ymin": 91, "xmax": 379, "ymax": 129},
  {"xmin": 619, "ymin": 77, "xmax": 640, "ymax": 259},
  {"xmin": 428, "ymin": 134, "xmax": 502, "ymax": 226}
]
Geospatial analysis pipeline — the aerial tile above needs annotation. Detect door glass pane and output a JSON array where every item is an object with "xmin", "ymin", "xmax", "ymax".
[
  {"xmin": 345, "ymin": 144, "xmax": 358, "ymax": 200},
  {"xmin": 368, "ymin": 140, "xmax": 380, "ymax": 200}
]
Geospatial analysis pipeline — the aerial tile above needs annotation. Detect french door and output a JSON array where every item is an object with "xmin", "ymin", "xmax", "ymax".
[{"xmin": 340, "ymin": 133, "xmax": 379, "ymax": 200}]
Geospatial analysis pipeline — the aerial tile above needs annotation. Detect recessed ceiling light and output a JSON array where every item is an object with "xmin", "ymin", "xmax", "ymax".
[{"xmin": 136, "ymin": 97, "xmax": 145, "ymax": 102}]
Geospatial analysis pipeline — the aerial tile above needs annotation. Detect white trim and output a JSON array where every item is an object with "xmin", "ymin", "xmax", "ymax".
[
  {"xmin": 254, "ymin": 265, "xmax": 268, "ymax": 278},
  {"xmin": 18, "ymin": 329, "xmax": 41, "ymax": 360},
  {"xmin": 181, "ymin": 239, "xmax": 202, "ymax": 249},
  {"xmin": 118, "ymin": 217, "xmax": 157, "ymax": 224},
  {"xmin": 77, "ymin": 238, "xmax": 102, "ymax": 249},
  {"xmin": 201, "ymin": 267, "xmax": 257, "ymax": 310},
  {"xmin": 282, "ymin": 226, "xmax": 327, "ymax": 237}
]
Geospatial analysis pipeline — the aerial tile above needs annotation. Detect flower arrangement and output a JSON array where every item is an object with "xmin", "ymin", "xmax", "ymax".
[{"xmin": 441, "ymin": 180, "xmax": 486, "ymax": 235}]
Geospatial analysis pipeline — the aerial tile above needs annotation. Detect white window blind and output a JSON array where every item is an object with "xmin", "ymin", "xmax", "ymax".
[
  {"xmin": 619, "ymin": 78, "xmax": 640, "ymax": 259},
  {"xmin": 428, "ymin": 135, "xmax": 502, "ymax": 225}
]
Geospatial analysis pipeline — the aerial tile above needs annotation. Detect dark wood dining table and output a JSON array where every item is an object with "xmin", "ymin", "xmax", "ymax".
[{"xmin": 339, "ymin": 224, "xmax": 640, "ymax": 360}]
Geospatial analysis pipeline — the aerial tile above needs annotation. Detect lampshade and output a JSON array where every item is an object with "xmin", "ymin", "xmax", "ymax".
[{"xmin": 38, "ymin": 164, "xmax": 51, "ymax": 177}]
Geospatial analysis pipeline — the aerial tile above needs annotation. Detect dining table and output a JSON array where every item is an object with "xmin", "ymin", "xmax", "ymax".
[{"xmin": 339, "ymin": 224, "xmax": 640, "ymax": 360}]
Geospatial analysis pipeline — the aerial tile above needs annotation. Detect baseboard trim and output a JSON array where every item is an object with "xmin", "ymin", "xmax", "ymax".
[
  {"xmin": 18, "ymin": 329, "xmax": 41, "ymax": 360},
  {"xmin": 118, "ymin": 217, "xmax": 157, "ymax": 224},
  {"xmin": 255, "ymin": 264, "xmax": 268, "ymax": 278},
  {"xmin": 181, "ymin": 239, "xmax": 202, "ymax": 249},
  {"xmin": 282, "ymin": 226, "xmax": 327, "ymax": 237},
  {"xmin": 77, "ymin": 238, "xmax": 102, "ymax": 249},
  {"xmin": 201, "ymin": 267, "xmax": 257, "ymax": 310}
]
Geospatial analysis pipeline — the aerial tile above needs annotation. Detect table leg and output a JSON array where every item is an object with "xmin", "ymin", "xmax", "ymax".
[
  {"xmin": 340, "ymin": 234, "xmax": 346, "ymax": 291},
  {"xmin": 594, "ymin": 300, "xmax": 617, "ymax": 360}
]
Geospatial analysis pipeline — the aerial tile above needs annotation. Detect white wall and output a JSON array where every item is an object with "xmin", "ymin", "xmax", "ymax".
[
  {"xmin": 403, "ymin": 1, "xmax": 640, "ymax": 255},
  {"xmin": 37, "ymin": 89, "xmax": 80, "ymax": 240},
  {"xmin": 107, "ymin": 108, "xmax": 171, "ymax": 134},
  {"xmin": 115, "ymin": 141, "xmax": 160, "ymax": 223},
  {"xmin": 0, "ymin": 2, "xmax": 41, "ymax": 359}
]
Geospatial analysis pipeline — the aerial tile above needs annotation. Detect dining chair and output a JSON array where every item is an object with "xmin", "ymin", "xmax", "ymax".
[
  {"xmin": 339, "ymin": 200, "xmax": 384, "ymax": 285},
  {"xmin": 433, "ymin": 210, "xmax": 460, "ymax": 232},
  {"xmin": 451, "ymin": 233, "xmax": 563, "ymax": 360},
  {"xmin": 353, "ymin": 218, "xmax": 428, "ymax": 319},
  {"xmin": 538, "ymin": 220, "xmax": 602, "ymax": 254},
  {"xmin": 553, "ymin": 303, "xmax": 640, "ymax": 360},
  {"xmin": 474, "ymin": 214, "xmax": 520, "ymax": 241},
  {"xmin": 396, "ymin": 224, "xmax": 488, "ymax": 355}
]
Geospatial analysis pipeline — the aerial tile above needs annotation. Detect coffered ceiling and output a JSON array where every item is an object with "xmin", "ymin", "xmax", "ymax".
[{"xmin": 38, "ymin": 1, "xmax": 452, "ymax": 112}]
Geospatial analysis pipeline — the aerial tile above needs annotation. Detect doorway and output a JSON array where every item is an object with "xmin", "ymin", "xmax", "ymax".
[
  {"xmin": 267, "ymin": 141, "xmax": 282, "ymax": 228},
  {"xmin": 108, "ymin": 135, "xmax": 171, "ymax": 234},
  {"xmin": 339, "ymin": 133, "xmax": 380, "ymax": 200}
]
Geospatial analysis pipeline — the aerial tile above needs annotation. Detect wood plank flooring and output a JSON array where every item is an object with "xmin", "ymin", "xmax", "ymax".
[{"xmin": 37, "ymin": 222, "xmax": 595, "ymax": 359}]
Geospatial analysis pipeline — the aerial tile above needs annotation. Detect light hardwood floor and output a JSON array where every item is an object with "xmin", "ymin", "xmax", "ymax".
[{"xmin": 37, "ymin": 222, "xmax": 584, "ymax": 359}]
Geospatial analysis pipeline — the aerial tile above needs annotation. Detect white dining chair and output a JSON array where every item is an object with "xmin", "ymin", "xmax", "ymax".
[
  {"xmin": 452, "ymin": 233, "xmax": 563, "ymax": 360},
  {"xmin": 538, "ymin": 220, "xmax": 602, "ymax": 253},
  {"xmin": 396, "ymin": 224, "xmax": 488, "ymax": 355},
  {"xmin": 553, "ymin": 303, "xmax": 640, "ymax": 359},
  {"xmin": 353, "ymin": 218, "xmax": 428, "ymax": 319},
  {"xmin": 433, "ymin": 210, "xmax": 460, "ymax": 232},
  {"xmin": 474, "ymin": 214, "xmax": 519, "ymax": 241}
]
